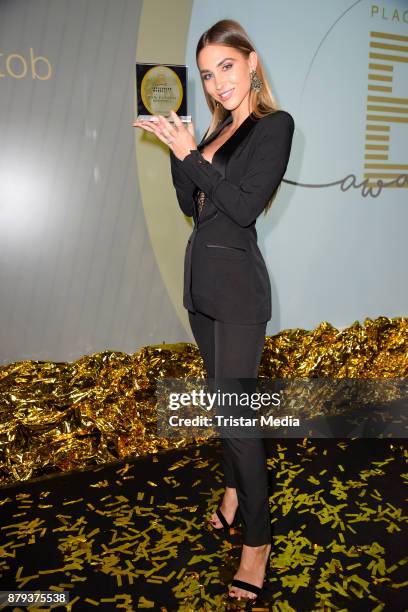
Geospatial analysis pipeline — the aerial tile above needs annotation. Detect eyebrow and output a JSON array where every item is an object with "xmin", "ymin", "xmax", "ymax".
[{"xmin": 199, "ymin": 57, "xmax": 235, "ymax": 74}]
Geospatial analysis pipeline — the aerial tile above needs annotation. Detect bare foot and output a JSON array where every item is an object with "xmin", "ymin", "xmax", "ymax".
[
  {"xmin": 209, "ymin": 486, "xmax": 238, "ymax": 529},
  {"xmin": 229, "ymin": 542, "xmax": 271, "ymax": 601}
]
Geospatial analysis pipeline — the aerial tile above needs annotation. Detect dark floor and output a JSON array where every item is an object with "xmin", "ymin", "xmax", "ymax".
[{"xmin": 0, "ymin": 438, "xmax": 407, "ymax": 611}]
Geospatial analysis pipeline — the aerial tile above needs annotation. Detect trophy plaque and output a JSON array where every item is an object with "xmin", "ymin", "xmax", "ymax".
[{"xmin": 135, "ymin": 62, "xmax": 191, "ymax": 123}]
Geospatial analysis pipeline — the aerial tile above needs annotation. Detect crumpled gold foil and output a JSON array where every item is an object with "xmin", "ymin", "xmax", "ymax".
[
  {"xmin": 0, "ymin": 316, "xmax": 406, "ymax": 487},
  {"xmin": 260, "ymin": 316, "xmax": 407, "ymax": 378}
]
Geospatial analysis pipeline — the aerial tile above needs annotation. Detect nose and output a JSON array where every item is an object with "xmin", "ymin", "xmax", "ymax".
[{"xmin": 215, "ymin": 79, "xmax": 226, "ymax": 91}]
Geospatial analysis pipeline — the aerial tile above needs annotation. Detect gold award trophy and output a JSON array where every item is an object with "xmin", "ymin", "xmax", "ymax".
[{"xmin": 136, "ymin": 63, "xmax": 191, "ymax": 123}]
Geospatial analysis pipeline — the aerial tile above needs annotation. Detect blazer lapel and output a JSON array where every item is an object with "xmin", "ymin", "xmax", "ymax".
[
  {"xmin": 197, "ymin": 112, "xmax": 257, "ymax": 178},
  {"xmin": 197, "ymin": 114, "xmax": 233, "ymax": 149},
  {"xmin": 211, "ymin": 113, "xmax": 257, "ymax": 178},
  {"xmin": 192, "ymin": 116, "xmax": 233, "ymax": 225},
  {"xmin": 194, "ymin": 113, "xmax": 258, "ymax": 223}
]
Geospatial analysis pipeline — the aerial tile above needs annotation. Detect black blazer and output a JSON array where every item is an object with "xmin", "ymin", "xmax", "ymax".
[{"xmin": 169, "ymin": 109, "xmax": 295, "ymax": 324}]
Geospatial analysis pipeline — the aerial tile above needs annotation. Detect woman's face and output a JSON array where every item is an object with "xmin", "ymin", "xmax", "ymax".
[{"xmin": 198, "ymin": 44, "xmax": 257, "ymax": 113}]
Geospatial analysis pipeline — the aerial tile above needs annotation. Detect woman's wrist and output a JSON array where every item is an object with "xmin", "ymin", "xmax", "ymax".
[{"xmin": 180, "ymin": 147, "xmax": 198, "ymax": 162}]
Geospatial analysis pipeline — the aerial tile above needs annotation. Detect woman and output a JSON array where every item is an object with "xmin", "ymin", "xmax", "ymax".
[{"xmin": 134, "ymin": 18, "xmax": 294, "ymax": 603}]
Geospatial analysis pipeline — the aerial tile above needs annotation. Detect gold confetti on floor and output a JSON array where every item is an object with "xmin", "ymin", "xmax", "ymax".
[{"xmin": 0, "ymin": 437, "xmax": 406, "ymax": 609}]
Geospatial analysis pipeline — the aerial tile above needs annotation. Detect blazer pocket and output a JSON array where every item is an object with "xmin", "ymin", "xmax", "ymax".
[{"xmin": 205, "ymin": 243, "xmax": 247, "ymax": 260}]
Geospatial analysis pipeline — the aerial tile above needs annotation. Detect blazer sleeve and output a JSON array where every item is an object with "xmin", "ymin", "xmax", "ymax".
[
  {"xmin": 177, "ymin": 111, "xmax": 295, "ymax": 227},
  {"xmin": 169, "ymin": 148, "xmax": 197, "ymax": 217}
]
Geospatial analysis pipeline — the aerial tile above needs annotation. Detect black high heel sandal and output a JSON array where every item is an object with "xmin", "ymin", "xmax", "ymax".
[
  {"xmin": 209, "ymin": 505, "xmax": 240, "ymax": 533},
  {"xmin": 228, "ymin": 551, "xmax": 272, "ymax": 602}
]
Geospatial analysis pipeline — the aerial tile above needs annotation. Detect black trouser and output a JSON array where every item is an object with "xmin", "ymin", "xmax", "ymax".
[{"xmin": 188, "ymin": 309, "xmax": 271, "ymax": 546}]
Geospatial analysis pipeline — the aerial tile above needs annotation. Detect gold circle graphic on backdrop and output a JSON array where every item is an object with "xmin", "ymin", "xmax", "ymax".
[{"xmin": 140, "ymin": 65, "xmax": 183, "ymax": 115}]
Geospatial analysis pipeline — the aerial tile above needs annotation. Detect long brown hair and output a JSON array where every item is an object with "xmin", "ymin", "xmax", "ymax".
[{"xmin": 196, "ymin": 19, "xmax": 282, "ymax": 213}]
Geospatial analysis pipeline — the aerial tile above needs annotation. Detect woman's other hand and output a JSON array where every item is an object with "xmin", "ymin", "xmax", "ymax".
[{"xmin": 133, "ymin": 110, "xmax": 197, "ymax": 161}]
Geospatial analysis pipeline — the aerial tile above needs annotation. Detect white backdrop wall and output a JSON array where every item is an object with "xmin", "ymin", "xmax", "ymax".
[
  {"xmin": 0, "ymin": 0, "xmax": 189, "ymax": 365},
  {"xmin": 188, "ymin": 0, "xmax": 407, "ymax": 336}
]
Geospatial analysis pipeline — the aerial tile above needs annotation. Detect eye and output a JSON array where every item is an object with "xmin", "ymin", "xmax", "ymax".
[{"xmin": 202, "ymin": 63, "xmax": 233, "ymax": 81}]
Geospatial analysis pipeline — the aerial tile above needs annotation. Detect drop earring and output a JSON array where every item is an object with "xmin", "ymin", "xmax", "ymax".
[{"xmin": 250, "ymin": 69, "xmax": 263, "ymax": 92}]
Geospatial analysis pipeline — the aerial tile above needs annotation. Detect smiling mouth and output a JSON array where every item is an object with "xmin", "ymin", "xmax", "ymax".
[{"xmin": 219, "ymin": 88, "xmax": 234, "ymax": 100}]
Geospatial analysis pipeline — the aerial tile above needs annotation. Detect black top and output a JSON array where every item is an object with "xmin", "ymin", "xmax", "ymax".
[{"xmin": 169, "ymin": 110, "xmax": 295, "ymax": 323}]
